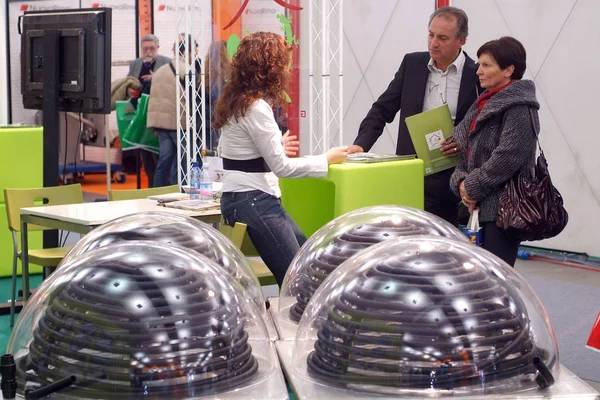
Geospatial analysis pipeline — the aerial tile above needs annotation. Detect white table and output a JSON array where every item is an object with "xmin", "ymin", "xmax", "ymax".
[{"xmin": 19, "ymin": 199, "xmax": 221, "ymax": 301}]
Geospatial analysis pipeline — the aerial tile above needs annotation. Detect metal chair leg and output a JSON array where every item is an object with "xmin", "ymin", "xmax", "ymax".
[{"xmin": 10, "ymin": 250, "xmax": 18, "ymax": 328}]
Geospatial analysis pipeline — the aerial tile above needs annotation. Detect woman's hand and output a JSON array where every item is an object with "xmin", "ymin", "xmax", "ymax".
[
  {"xmin": 326, "ymin": 146, "xmax": 349, "ymax": 164},
  {"xmin": 459, "ymin": 181, "xmax": 478, "ymax": 213},
  {"xmin": 282, "ymin": 130, "xmax": 299, "ymax": 157}
]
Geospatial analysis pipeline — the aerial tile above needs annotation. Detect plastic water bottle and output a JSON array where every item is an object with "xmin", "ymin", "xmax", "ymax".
[
  {"xmin": 199, "ymin": 163, "xmax": 213, "ymax": 200},
  {"xmin": 189, "ymin": 162, "xmax": 202, "ymax": 200}
]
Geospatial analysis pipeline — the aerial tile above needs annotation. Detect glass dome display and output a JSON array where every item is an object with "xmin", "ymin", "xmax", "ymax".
[
  {"xmin": 60, "ymin": 211, "xmax": 265, "ymax": 314},
  {"xmin": 293, "ymin": 236, "xmax": 559, "ymax": 395},
  {"xmin": 8, "ymin": 242, "xmax": 275, "ymax": 399},
  {"xmin": 279, "ymin": 206, "xmax": 469, "ymax": 323}
]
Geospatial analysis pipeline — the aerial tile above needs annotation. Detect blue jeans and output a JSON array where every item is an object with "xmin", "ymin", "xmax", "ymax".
[
  {"xmin": 154, "ymin": 129, "xmax": 178, "ymax": 187},
  {"xmin": 221, "ymin": 190, "xmax": 306, "ymax": 287}
]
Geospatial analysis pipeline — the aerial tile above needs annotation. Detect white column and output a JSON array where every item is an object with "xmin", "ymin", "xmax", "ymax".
[
  {"xmin": 0, "ymin": 0, "xmax": 8, "ymax": 124},
  {"xmin": 308, "ymin": 0, "xmax": 314, "ymax": 155},
  {"xmin": 338, "ymin": 0, "xmax": 344, "ymax": 146},
  {"xmin": 309, "ymin": 0, "xmax": 343, "ymax": 155},
  {"xmin": 175, "ymin": 0, "xmax": 209, "ymax": 185}
]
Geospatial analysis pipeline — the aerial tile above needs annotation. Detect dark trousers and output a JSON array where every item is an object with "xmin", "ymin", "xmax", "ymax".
[
  {"xmin": 482, "ymin": 222, "xmax": 521, "ymax": 267},
  {"xmin": 154, "ymin": 129, "xmax": 178, "ymax": 187},
  {"xmin": 220, "ymin": 190, "xmax": 306, "ymax": 287},
  {"xmin": 140, "ymin": 149, "xmax": 158, "ymax": 188},
  {"xmin": 424, "ymin": 168, "xmax": 459, "ymax": 226}
]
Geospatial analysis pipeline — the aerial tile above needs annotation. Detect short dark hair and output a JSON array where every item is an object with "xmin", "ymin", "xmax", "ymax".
[
  {"xmin": 429, "ymin": 6, "xmax": 469, "ymax": 39},
  {"xmin": 477, "ymin": 36, "xmax": 527, "ymax": 80}
]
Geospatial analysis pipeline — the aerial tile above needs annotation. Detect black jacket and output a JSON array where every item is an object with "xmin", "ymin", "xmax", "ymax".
[{"xmin": 354, "ymin": 51, "xmax": 480, "ymax": 156}]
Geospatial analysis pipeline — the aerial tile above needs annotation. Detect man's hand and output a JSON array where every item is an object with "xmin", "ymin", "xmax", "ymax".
[
  {"xmin": 141, "ymin": 70, "xmax": 154, "ymax": 82},
  {"xmin": 282, "ymin": 130, "xmax": 299, "ymax": 157},
  {"xmin": 459, "ymin": 181, "xmax": 477, "ymax": 213},
  {"xmin": 347, "ymin": 145, "xmax": 364, "ymax": 154},
  {"xmin": 440, "ymin": 138, "xmax": 460, "ymax": 157}
]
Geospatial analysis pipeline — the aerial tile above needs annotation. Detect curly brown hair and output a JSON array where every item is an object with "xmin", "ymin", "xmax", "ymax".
[{"xmin": 213, "ymin": 32, "xmax": 291, "ymax": 129}]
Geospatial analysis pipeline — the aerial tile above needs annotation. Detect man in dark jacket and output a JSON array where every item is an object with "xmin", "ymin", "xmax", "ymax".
[{"xmin": 348, "ymin": 6, "xmax": 480, "ymax": 225}]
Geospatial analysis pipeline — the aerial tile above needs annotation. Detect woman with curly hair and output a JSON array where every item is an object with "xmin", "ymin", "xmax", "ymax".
[{"xmin": 214, "ymin": 32, "xmax": 348, "ymax": 287}]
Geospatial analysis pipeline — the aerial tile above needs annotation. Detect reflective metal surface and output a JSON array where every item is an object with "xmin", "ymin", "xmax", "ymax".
[
  {"xmin": 278, "ymin": 342, "xmax": 597, "ymax": 399},
  {"xmin": 9, "ymin": 242, "xmax": 275, "ymax": 399},
  {"xmin": 280, "ymin": 206, "xmax": 469, "ymax": 324},
  {"xmin": 61, "ymin": 211, "xmax": 266, "ymax": 314},
  {"xmin": 293, "ymin": 236, "xmax": 560, "ymax": 395}
]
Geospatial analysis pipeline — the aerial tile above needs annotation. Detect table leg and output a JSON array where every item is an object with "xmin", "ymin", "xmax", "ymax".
[{"xmin": 21, "ymin": 221, "xmax": 30, "ymax": 303}]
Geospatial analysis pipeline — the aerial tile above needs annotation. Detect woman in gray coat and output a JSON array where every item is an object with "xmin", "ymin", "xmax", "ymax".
[{"xmin": 450, "ymin": 36, "xmax": 539, "ymax": 267}]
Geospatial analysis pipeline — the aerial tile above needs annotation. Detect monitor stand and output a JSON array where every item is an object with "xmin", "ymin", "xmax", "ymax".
[{"xmin": 42, "ymin": 29, "xmax": 60, "ymax": 260}]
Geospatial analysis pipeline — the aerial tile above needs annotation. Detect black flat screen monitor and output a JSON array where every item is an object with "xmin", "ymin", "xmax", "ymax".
[{"xmin": 20, "ymin": 8, "xmax": 112, "ymax": 114}]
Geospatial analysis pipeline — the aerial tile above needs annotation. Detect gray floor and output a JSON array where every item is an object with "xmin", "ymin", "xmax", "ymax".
[{"xmin": 515, "ymin": 259, "xmax": 600, "ymax": 392}]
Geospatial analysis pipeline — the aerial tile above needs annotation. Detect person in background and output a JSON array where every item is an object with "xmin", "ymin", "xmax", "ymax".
[
  {"xmin": 348, "ymin": 6, "xmax": 481, "ymax": 226},
  {"xmin": 147, "ymin": 34, "xmax": 201, "ymax": 188},
  {"xmin": 205, "ymin": 40, "xmax": 232, "ymax": 150},
  {"xmin": 450, "ymin": 36, "xmax": 539, "ymax": 267},
  {"xmin": 127, "ymin": 34, "xmax": 171, "ymax": 187},
  {"xmin": 214, "ymin": 32, "xmax": 348, "ymax": 287},
  {"xmin": 127, "ymin": 34, "xmax": 172, "ymax": 94}
]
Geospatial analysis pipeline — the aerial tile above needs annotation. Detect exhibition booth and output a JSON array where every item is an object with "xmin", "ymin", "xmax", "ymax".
[{"xmin": 0, "ymin": 1, "xmax": 599, "ymax": 399}]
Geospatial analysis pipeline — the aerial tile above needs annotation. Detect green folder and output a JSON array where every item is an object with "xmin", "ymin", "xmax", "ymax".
[{"xmin": 405, "ymin": 104, "xmax": 457, "ymax": 176}]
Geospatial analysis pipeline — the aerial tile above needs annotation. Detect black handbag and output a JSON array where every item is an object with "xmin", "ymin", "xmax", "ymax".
[{"xmin": 496, "ymin": 109, "xmax": 568, "ymax": 241}]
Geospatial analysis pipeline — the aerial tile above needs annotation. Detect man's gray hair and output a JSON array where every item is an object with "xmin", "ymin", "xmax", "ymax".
[
  {"xmin": 429, "ymin": 6, "xmax": 469, "ymax": 39},
  {"xmin": 140, "ymin": 34, "xmax": 160, "ymax": 46}
]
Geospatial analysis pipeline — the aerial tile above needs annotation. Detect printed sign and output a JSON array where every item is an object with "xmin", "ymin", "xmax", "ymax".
[
  {"xmin": 153, "ymin": 0, "xmax": 213, "ymax": 60},
  {"xmin": 241, "ymin": 0, "xmax": 285, "ymax": 35}
]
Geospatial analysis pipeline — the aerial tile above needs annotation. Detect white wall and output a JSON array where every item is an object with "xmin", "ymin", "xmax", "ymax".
[
  {"xmin": 453, "ymin": 0, "xmax": 600, "ymax": 255},
  {"xmin": 0, "ymin": 1, "xmax": 8, "ymax": 124},
  {"xmin": 342, "ymin": 0, "xmax": 434, "ymax": 154},
  {"xmin": 298, "ymin": 0, "xmax": 434, "ymax": 156}
]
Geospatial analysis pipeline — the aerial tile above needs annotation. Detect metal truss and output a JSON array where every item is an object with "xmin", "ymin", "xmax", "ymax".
[
  {"xmin": 174, "ymin": 0, "xmax": 208, "ymax": 185},
  {"xmin": 308, "ymin": 0, "xmax": 343, "ymax": 155}
]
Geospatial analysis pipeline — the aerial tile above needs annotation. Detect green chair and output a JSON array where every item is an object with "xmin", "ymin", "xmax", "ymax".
[
  {"xmin": 108, "ymin": 184, "xmax": 180, "ymax": 201},
  {"xmin": 4, "ymin": 184, "xmax": 84, "ymax": 326},
  {"xmin": 220, "ymin": 221, "xmax": 277, "ymax": 286}
]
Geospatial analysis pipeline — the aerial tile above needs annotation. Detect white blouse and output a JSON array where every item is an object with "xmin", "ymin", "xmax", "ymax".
[{"xmin": 218, "ymin": 99, "xmax": 328, "ymax": 198}]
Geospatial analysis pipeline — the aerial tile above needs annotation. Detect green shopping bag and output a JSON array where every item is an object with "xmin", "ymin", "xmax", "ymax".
[
  {"xmin": 122, "ymin": 94, "xmax": 159, "ymax": 153},
  {"xmin": 115, "ymin": 100, "xmax": 136, "ymax": 150}
]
